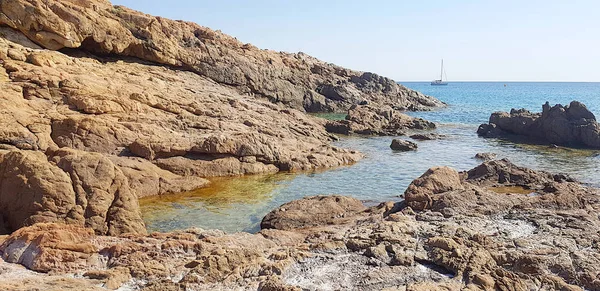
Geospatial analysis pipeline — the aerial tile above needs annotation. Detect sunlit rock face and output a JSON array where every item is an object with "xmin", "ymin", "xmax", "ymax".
[{"xmin": 1, "ymin": 160, "xmax": 599, "ymax": 290}]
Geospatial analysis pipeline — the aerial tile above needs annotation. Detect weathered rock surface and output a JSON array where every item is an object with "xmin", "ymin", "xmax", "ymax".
[
  {"xmin": 0, "ymin": 0, "xmax": 443, "ymax": 113},
  {"xmin": 390, "ymin": 139, "xmax": 418, "ymax": 151},
  {"xmin": 0, "ymin": 0, "xmax": 446, "ymax": 236},
  {"xmin": 478, "ymin": 101, "xmax": 600, "ymax": 148},
  {"xmin": 404, "ymin": 166, "xmax": 464, "ymax": 210},
  {"xmin": 326, "ymin": 105, "xmax": 436, "ymax": 135},
  {"xmin": 1, "ymin": 160, "xmax": 598, "ymax": 290},
  {"xmin": 261, "ymin": 195, "xmax": 367, "ymax": 230},
  {"xmin": 0, "ymin": 149, "xmax": 146, "ymax": 235}
]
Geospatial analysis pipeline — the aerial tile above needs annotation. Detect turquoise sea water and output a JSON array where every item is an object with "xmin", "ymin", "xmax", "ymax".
[{"xmin": 141, "ymin": 82, "xmax": 600, "ymax": 233}]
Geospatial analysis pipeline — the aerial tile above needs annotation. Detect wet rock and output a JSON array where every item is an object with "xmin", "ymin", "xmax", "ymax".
[
  {"xmin": 390, "ymin": 139, "xmax": 418, "ymax": 151},
  {"xmin": 409, "ymin": 133, "xmax": 445, "ymax": 140},
  {"xmin": 474, "ymin": 152, "xmax": 497, "ymax": 161},
  {"xmin": 478, "ymin": 101, "xmax": 600, "ymax": 148}
]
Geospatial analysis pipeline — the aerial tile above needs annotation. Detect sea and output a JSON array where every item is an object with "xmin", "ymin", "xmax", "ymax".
[{"xmin": 140, "ymin": 82, "xmax": 600, "ymax": 233}]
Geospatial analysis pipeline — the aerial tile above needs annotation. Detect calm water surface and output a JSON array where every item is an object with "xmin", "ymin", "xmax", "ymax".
[{"xmin": 141, "ymin": 82, "xmax": 600, "ymax": 233}]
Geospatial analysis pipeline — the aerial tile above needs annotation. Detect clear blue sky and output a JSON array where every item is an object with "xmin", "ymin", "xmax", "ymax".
[{"xmin": 112, "ymin": 0, "xmax": 600, "ymax": 82}]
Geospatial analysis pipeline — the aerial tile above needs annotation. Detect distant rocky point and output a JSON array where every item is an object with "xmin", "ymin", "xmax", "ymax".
[
  {"xmin": 478, "ymin": 101, "xmax": 600, "ymax": 149},
  {"xmin": 0, "ymin": 0, "xmax": 443, "ymax": 113}
]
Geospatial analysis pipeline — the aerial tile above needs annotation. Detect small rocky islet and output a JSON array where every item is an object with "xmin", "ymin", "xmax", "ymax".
[{"xmin": 1, "ymin": 1, "xmax": 600, "ymax": 290}]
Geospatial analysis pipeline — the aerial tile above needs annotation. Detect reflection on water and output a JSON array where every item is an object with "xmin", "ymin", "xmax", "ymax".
[
  {"xmin": 309, "ymin": 112, "xmax": 348, "ymax": 121},
  {"xmin": 141, "ymin": 82, "xmax": 600, "ymax": 234},
  {"xmin": 141, "ymin": 125, "xmax": 600, "ymax": 234},
  {"xmin": 140, "ymin": 174, "xmax": 295, "ymax": 233}
]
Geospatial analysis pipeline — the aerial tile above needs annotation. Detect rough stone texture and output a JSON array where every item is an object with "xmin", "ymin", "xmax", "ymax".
[
  {"xmin": 0, "ymin": 0, "xmax": 445, "ymax": 237},
  {"xmin": 0, "ymin": 0, "xmax": 443, "ymax": 113},
  {"xmin": 326, "ymin": 105, "xmax": 436, "ymax": 136},
  {"xmin": 478, "ymin": 101, "xmax": 600, "ymax": 148},
  {"xmin": 404, "ymin": 166, "xmax": 464, "ymax": 210},
  {"xmin": 261, "ymin": 195, "xmax": 367, "ymax": 230},
  {"xmin": 0, "ymin": 149, "xmax": 146, "ymax": 235},
  {"xmin": 1, "ymin": 160, "xmax": 599, "ymax": 290},
  {"xmin": 0, "ymin": 22, "xmax": 369, "ymax": 235},
  {"xmin": 390, "ymin": 139, "xmax": 418, "ymax": 151},
  {"xmin": 0, "ymin": 223, "xmax": 100, "ymax": 273}
]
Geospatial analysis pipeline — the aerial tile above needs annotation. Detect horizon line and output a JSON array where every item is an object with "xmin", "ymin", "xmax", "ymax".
[{"xmin": 398, "ymin": 80, "xmax": 600, "ymax": 83}]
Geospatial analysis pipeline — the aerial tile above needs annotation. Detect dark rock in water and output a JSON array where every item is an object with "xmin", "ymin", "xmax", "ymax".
[
  {"xmin": 410, "ymin": 133, "xmax": 445, "ymax": 141},
  {"xmin": 475, "ymin": 152, "xmax": 497, "ymax": 161},
  {"xmin": 477, "ymin": 101, "xmax": 600, "ymax": 149},
  {"xmin": 390, "ymin": 139, "xmax": 417, "ymax": 151}
]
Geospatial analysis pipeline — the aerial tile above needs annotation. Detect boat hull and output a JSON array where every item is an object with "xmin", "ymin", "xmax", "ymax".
[{"xmin": 430, "ymin": 81, "xmax": 448, "ymax": 86}]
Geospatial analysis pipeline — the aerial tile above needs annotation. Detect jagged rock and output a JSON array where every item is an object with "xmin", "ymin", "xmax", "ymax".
[
  {"xmin": 1, "ymin": 161, "xmax": 599, "ymax": 290},
  {"xmin": 390, "ymin": 139, "xmax": 418, "ymax": 151},
  {"xmin": 0, "ymin": 0, "xmax": 443, "ymax": 113},
  {"xmin": 478, "ymin": 101, "xmax": 600, "ymax": 148},
  {"xmin": 326, "ymin": 105, "xmax": 436, "ymax": 136},
  {"xmin": 0, "ymin": 25, "xmax": 363, "ymax": 184},
  {"xmin": 0, "ymin": 223, "xmax": 101, "ymax": 273}
]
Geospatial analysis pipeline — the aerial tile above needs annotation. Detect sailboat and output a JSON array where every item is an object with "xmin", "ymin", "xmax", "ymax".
[{"xmin": 431, "ymin": 59, "xmax": 448, "ymax": 86}]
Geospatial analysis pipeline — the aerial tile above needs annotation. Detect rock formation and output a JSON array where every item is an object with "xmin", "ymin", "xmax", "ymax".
[
  {"xmin": 1, "ymin": 160, "xmax": 599, "ymax": 290},
  {"xmin": 0, "ymin": 0, "xmax": 444, "ymax": 235},
  {"xmin": 325, "ymin": 105, "xmax": 436, "ymax": 136},
  {"xmin": 0, "ymin": 0, "xmax": 443, "ymax": 113},
  {"xmin": 478, "ymin": 101, "xmax": 600, "ymax": 148},
  {"xmin": 390, "ymin": 139, "xmax": 418, "ymax": 151}
]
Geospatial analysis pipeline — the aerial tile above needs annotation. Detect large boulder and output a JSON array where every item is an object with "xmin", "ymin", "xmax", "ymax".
[
  {"xmin": 404, "ymin": 167, "xmax": 464, "ymax": 211},
  {"xmin": 0, "ymin": 223, "xmax": 101, "ymax": 273},
  {"xmin": 0, "ymin": 149, "xmax": 146, "ymax": 235},
  {"xmin": 261, "ymin": 195, "xmax": 366, "ymax": 230},
  {"xmin": 478, "ymin": 101, "xmax": 600, "ymax": 148}
]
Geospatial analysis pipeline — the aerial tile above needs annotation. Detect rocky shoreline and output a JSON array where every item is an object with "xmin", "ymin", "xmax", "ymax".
[
  {"xmin": 1, "ymin": 159, "xmax": 599, "ymax": 290},
  {"xmin": 0, "ymin": 0, "xmax": 444, "ymax": 236},
  {"xmin": 1, "ymin": 1, "xmax": 598, "ymax": 291}
]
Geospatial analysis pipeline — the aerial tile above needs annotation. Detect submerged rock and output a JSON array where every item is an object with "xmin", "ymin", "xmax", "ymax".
[
  {"xmin": 390, "ymin": 139, "xmax": 418, "ymax": 151},
  {"xmin": 409, "ymin": 133, "xmax": 445, "ymax": 140},
  {"xmin": 478, "ymin": 101, "xmax": 600, "ymax": 148},
  {"xmin": 474, "ymin": 152, "xmax": 497, "ymax": 161}
]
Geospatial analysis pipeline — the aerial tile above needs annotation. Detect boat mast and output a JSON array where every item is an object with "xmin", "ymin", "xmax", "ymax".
[{"xmin": 440, "ymin": 59, "xmax": 444, "ymax": 81}]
